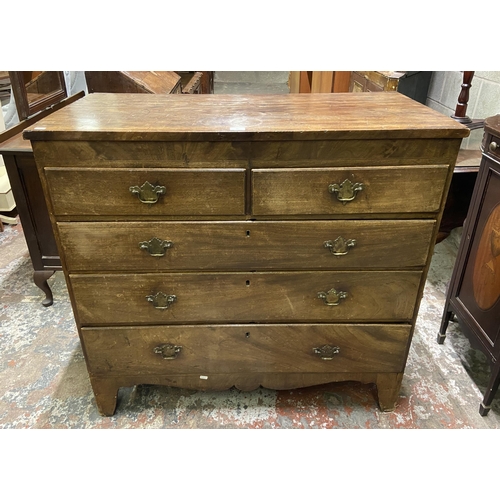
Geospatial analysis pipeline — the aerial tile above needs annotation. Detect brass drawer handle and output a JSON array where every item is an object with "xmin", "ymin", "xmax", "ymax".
[
  {"xmin": 313, "ymin": 345, "xmax": 340, "ymax": 360},
  {"xmin": 139, "ymin": 237, "xmax": 173, "ymax": 257},
  {"xmin": 489, "ymin": 141, "xmax": 499, "ymax": 153},
  {"xmin": 146, "ymin": 292, "xmax": 177, "ymax": 310},
  {"xmin": 324, "ymin": 236, "xmax": 356, "ymax": 256},
  {"xmin": 317, "ymin": 287, "xmax": 348, "ymax": 306},
  {"xmin": 328, "ymin": 179, "xmax": 364, "ymax": 204},
  {"xmin": 129, "ymin": 181, "xmax": 166, "ymax": 204},
  {"xmin": 154, "ymin": 343, "xmax": 182, "ymax": 360}
]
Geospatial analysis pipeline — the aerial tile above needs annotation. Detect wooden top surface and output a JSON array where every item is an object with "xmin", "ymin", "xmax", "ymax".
[
  {"xmin": 485, "ymin": 114, "xmax": 500, "ymax": 137},
  {"xmin": 24, "ymin": 92, "xmax": 470, "ymax": 142}
]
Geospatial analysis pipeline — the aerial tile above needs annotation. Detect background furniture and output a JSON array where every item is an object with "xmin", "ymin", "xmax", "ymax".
[
  {"xmin": 26, "ymin": 92, "xmax": 467, "ymax": 416},
  {"xmin": 85, "ymin": 71, "xmax": 210, "ymax": 95},
  {"xmin": 9, "ymin": 71, "xmax": 68, "ymax": 121},
  {"xmin": 289, "ymin": 71, "xmax": 351, "ymax": 93},
  {"xmin": 0, "ymin": 92, "xmax": 84, "ymax": 305},
  {"xmin": 349, "ymin": 71, "xmax": 433, "ymax": 104},
  {"xmin": 438, "ymin": 72, "xmax": 485, "ymax": 242},
  {"xmin": 438, "ymin": 114, "xmax": 500, "ymax": 416}
]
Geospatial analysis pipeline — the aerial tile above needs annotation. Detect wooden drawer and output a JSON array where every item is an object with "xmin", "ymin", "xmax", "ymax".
[
  {"xmin": 32, "ymin": 141, "xmax": 251, "ymax": 168},
  {"xmin": 31, "ymin": 137, "xmax": 460, "ymax": 168},
  {"xmin": 252, "ymin": 166, "xmax": 448, "ymax": 215},
  {"xmin": 58, "ymin": 219, "xmax": 435, "ymax": 272},
  {"xmin": 82, "ymin": 323, "xmax": 411, "ymax": 376},
  {"xmin": 70, "ymin": 270, "xmax": 421, "ymax": 325},
  {"xmin": 45, "ymin": 168, "xmax": 246, "ymax": 216}
]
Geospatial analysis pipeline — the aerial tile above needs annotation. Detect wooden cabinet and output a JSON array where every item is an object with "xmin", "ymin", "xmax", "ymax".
[
  {"xmin": 0, "ymin": 93, "xmax": 84, "ymax": 305},
  {"xmin": 349, "ymin": 71, "xmax": 432, "ymax": 105},
  {"xmin": 438, "ymin": 115, "xmax": 500, "ymax": 415},
  {"xmin": 25, "ymin": 93, "xmax": 468, "ymax": 416}
]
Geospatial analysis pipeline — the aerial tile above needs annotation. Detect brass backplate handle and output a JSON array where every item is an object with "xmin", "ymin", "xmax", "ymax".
[
  {"xmin": 317, "ymin": 287, "xmax": 348, "ymax": 306},
  {"xmin": 139, "ymin": 237, "xmax": 173, "ymax": 257},
  {"xmin": 130, "ymin": 181, "xmax": 166, "ymax": 204},
  {"xmin": 313, "ymin": 345, "xmax": 340, "ymax": 360},
  {"xmin": 146, "ymin": 292, "xmax": 177, "ymax": 310},
  {"xmin": 324, "ymin": 236, "xmax": 357, "ymax": 256},
  {"xmin": 154, "ymin": 343, "xmax": 182, "ymax": 360},
  {"xmin": 328, "ymin": 179, "xmax": 364, "ymax": 204}
]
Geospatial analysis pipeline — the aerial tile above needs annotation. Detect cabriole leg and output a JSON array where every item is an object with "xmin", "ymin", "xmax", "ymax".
[{"xmin": 33, "ymin": 270, "xmax": 55, "ymax": 307}]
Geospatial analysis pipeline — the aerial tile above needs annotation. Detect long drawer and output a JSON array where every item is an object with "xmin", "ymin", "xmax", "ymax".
[
  {"xmin": 58, "ymin": 219, "xmax": 435, "ymax": 272},
  {"xmin": 81, "ymin": 323, "xmax": 411, "ymax": 376},
  {"xmin": 70, "ymin": 271, "xmax": 421, "ymax": 325},
  {"xmin": 252, "ymin": 166, "xmax": 449, "ymax": 215},
  {"xmin": 44, "ymin": 168, "xmax": 246, "ymax": 216}
]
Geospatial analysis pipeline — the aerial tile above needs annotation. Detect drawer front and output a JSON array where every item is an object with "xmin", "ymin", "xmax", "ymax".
[
  {"xmin": 70, "ymin": 271, "xmax": 421, "ymax": 325},
  {"xmin": 82, "ymin": 324, "xmax": 411, "ymax": 376},
  {"xmin": 32, "ymin": 140, "xmax": 251, "ymax": 168},
  {"xmin": 32, "ymin": 138, "xmax": 459, "ymax": 169},
  {"xmin": 252, "ymin": 166, "xmax": 449, "ymax": 215},
  {"xmin": 58, "ymin": 219, "xmax": 435, "ymax": 272},
  {"xmin": 45, "ymin": 168, "xmax": 246, "ymax": 216}
]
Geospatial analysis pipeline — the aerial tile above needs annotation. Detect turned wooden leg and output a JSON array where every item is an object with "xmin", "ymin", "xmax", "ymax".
[
  {"xmin": 437, "ymin": 307, "xmax": 453, "ymax": 344},
  {"xmin": 376, "ymin": 373, "xmax": 404, "ymax": 412},
  {"xmin": 479, "ymin": 364, "xmax": 500, "ymax": 416},
  {"xmin": 89, "ymin": 377, "xmax": 119, "ymax": 416},
  {"xmin": 33, "ymin": 270, "xmax": 56, "ymax": 307}
]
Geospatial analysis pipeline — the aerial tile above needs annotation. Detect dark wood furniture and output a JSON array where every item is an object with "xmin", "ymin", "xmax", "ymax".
[
  {"xmin": 0, "ymin": 92, "xmax": 84, "ymax": 305},
  {"xmin": 25, "ymin": 92, "xmax": 468, "ymax": 416},
  {"xmin": 438, "ymin": 114, "xmax": 500, "ymax": 416},
  {"xmin": 85, "ymin": 71, "xmax": 182, "ymax": 94},
  {"xmin": 85, "ymin": 71, "xmax": 209, "ymax": 95},
  {"xmin": 349, "ymin": 71, "xmax": 433, "ymax": 105},
  {"xmin": 9, "ymin": 72, "xmax": 68, "ymax": 121},
  {"xmin": 438, "ymin": 72, "xmax": 485, "ymax": 242}
]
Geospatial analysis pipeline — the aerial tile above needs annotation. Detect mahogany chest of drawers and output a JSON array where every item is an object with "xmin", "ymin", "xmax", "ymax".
[{"xmin": 25, "ymin": 92, "xmax": 468, "ymax": 416}]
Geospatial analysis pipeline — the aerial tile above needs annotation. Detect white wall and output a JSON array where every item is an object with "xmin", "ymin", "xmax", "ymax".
[{"xmin": 426, "ymin": 71, "xmax": 500, "ymax": 150}]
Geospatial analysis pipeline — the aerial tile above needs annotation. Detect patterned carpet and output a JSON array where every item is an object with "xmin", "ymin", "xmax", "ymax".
[{"xmin": 1, "ymin": 219, "xmax": 500, "ymax": 428}]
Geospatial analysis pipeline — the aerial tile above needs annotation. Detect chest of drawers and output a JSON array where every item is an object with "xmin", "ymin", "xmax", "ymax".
[{"xmin": 25, "ymin": 92, "xmax": 468, "ymax": 416}]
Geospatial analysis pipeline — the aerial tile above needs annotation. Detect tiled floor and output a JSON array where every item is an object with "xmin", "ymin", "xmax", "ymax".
[{"xmin": 1, "ymin": 218, "xmax": 500, "ymax": 428}]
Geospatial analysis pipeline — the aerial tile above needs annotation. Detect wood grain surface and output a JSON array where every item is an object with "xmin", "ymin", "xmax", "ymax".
[
  {"xmin": 57, "ymin": 219, "xmax": 435, "ymax": 272},
  {"xmin": 81, "ymin": 323, "xmax": 411, "ymax": 376},
  {"xmin": 70, "ymin": 270, "xmax": 421, "ymax": 325},
  {"xmin": 24, "ymin": 92, "xmax": 470, "ymax": 142}
]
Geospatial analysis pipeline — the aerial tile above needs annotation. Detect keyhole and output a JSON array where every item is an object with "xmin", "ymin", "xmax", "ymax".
[
  {"xmin": 245, "ymin": 332, "xmax": 250, "ymax": 338},
  {"xmin": 246, "ymin": 280, "xmax": 250, "ymax": 286},
  {"xmin": 246, "ymin": 230, "xmax": 250, "ymax": 237}
]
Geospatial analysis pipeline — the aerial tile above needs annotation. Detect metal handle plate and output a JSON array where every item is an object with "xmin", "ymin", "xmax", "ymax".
[
  {"xmin": 139, "ymin": 237, "xmax": 173, "ymax": 257},
  {"xmin": 130, "ymin": 181, "xmax": 166, "ymax": 204},
  {"xmin": 324, "ymin": 236, "xmax": 357, "ymax": 256},
  {"xmin": 328, "ymin": 179, "xmax": 364, "ymax": 204},
  {"xmin": 313, "ymin": 345, "xmax": 340, "ymax": 360},
  {"xmin": 146, "ymin": 292, "xmax": 177, "ymax": 310},
  {"xmin": 154, "ymin": 343, "xmax": 182, "ymax": 360},
  {"xmin": 317, "ymin": 287, "xmax": 348, "ymax": 306}
]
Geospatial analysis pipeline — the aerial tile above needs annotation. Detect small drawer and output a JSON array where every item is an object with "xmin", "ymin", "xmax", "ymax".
[
  {"xmin": 58, "ymin": 219, "xmax": 435, "ymax": 272},
  {"xmin": 252, "ymin": 166, "xmax": 449, "ymax": 215},
  {"xmin": 70, "ymin": 270, "xmax": 422, "ymax": 325},
  {"xmin": 81, "ymin": 323, "xmax": 411, "ymax": 376},
  {"xmin": 44, "ymin": 167, "xmax": 246, "ymax": 216},
  {"xmin": 32, "ymin": 140, "xmax": 251, "ymax": 168}
]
